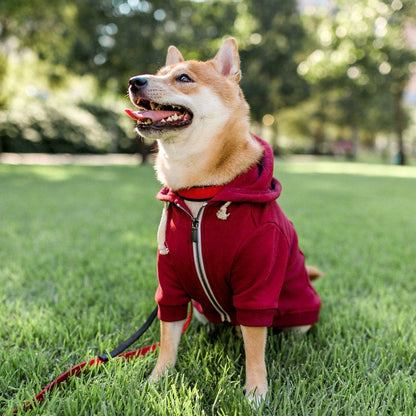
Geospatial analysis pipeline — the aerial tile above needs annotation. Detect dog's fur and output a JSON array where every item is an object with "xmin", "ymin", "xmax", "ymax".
[{"xmin": 128, "ymin": 38, "xmax": 321, "ymax": 403}]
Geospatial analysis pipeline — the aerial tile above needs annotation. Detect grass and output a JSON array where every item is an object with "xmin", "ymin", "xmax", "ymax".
[{"xmin": 0, "ymin": 160, "xmax": 415, "ymax": 415}]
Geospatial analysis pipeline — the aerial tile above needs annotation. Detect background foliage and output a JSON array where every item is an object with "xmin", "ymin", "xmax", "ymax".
[{"xmin": 0, "ymin": 0, "xmax": 415, "ymax": 162}]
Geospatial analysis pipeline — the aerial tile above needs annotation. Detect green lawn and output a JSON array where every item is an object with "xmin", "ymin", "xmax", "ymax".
[{"xmin": 1, "ymin": 160, "xmax": 415, "ymax": 415}]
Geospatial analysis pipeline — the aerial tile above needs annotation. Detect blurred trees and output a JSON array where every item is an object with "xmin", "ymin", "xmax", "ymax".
[
  {"xmin": 299, "ymin": 0, "xmax": 416, "ymax": 163},
  {"xmin": 0, "ymin": 0, "xmax": 415, "ymax": 162},
  {"xmin": 240, "ymin": 1, "xmax": 309, "ymax": 116},
  {"xmin": 239, "ymin": 0, "xmax": 309, "ymax": 152}
]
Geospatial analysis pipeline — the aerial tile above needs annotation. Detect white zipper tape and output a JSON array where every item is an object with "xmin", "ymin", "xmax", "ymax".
[{"xmin": 176, "ymin": 202, "xmax": 230, "ymax": 323}]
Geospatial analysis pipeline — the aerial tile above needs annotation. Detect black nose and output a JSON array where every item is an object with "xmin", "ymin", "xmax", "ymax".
[{"xmin": 129, "ymin": 76, "xmax": 148, "ymax": 91}]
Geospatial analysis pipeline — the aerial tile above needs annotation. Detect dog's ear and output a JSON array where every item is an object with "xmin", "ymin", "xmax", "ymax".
[
  {"xmin": 213, "ymin": 37, "xmax": 241, "ymax": 82},
  {"xmin": 166, "ymin": 46, "xmax": 184, "ymax": 66}
]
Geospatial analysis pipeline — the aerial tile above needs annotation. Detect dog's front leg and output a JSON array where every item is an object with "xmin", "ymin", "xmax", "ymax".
[
  {"xmin": 150, "ymin": 319, "xmax": 185, "ymax": 381},
  {"xmin": 240, "ymin": 325, "xmax": 268, "ymax": 403}
]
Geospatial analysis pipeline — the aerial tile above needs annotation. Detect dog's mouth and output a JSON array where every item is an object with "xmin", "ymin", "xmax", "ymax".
[{"xmin": 125, "ymin": 99, "xmax": 193, "ymax": 130}]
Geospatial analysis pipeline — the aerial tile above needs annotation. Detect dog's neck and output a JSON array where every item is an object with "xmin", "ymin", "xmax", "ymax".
[{"xmin": 155, "ymin": 129, "xmax": 263, "ymax": 191}]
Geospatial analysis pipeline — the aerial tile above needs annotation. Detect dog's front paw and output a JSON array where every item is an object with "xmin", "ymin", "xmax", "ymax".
[
  {"xmin": 148, "ymin": 369, "xmax": 158, "ymax": 384},
  {"xmin": 244, "ymin": 382, "xmax": 268, "ymax": 407},
  {"xmin": 149, "ymin": 364, "xmax": 170, "ymax": 384}
]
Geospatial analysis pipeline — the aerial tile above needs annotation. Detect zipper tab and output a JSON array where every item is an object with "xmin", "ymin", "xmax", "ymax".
[
  {"xmin": 192, "ymin": 203, "xmax": 207, "ymax": 243},
  {"xmin": 191, "ymin": 219, "xmax": 199, "ymax": 243},
  {"xmin": 175, "ymin": 202, "xmax": 204, "ymax": 244}
]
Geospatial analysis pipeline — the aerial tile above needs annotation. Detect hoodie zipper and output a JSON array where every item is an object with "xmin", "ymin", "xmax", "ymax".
[{"xmin": 176, "ymin": 202, "xmax": 230, "ymax": 323}]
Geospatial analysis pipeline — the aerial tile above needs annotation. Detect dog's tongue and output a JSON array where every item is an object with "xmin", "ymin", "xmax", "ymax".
[{"xmin": 125, "ymin": 108, "xmax": 179, "ymax": 122}]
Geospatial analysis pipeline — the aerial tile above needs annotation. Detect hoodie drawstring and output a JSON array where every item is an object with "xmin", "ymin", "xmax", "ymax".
[
  {"xmin": 157, "ymin": 202, "xmax": 170, "ymax": 255},
  {"xmin": 216, "ymin": 201, "xmax": 232, "ymax": 220}
]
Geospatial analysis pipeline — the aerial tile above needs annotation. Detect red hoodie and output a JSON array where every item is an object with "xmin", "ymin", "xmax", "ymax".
[{"xmin": 155, "ymin": 136, "xmax": 321, "ymax": 327}]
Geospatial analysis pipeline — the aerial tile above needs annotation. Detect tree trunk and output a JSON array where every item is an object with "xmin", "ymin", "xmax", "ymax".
[
  {"xmin": 312, "ymin": 123, "xmax": 324, "ymax": 155},
  {"xmin": 395, "ymin": 85, "xmax": 406, "ymax": 165},
  {"xmin": 349, "ymin": 124, "xmax": 359, "ymax": 160}
]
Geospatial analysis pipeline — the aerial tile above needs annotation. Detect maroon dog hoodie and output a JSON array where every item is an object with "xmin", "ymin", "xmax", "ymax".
[{"xmin": 155, "ymin": 136, "xmax": 321, "ymax": 328}]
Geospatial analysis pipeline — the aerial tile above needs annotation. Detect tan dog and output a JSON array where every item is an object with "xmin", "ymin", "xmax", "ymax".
[{"xmin": 127, "ymin": 38, "xmax": 322, "ymax": 404}]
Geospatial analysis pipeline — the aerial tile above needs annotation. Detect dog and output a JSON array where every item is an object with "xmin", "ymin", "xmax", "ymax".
[{"xmin": 126, "ymin": 38, "xmax": 322, "ymax": 403}]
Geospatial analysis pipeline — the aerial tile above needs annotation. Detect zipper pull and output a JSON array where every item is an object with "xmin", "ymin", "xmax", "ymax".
[
  {"xmin": 191, "ymin": 218, "xmax": 199, "ymax": 243},
  {"xmin": 175, "ymin": 202, "xmax": 207, "ymax": 244}
]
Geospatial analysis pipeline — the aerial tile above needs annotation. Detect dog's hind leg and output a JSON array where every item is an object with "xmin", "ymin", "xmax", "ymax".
[
  {"xmin": 281, "ymin": 324, "xmax": 312, "ymax": 334},
  {"xmin": 305, "ymin": 265, "xmax": 324, "ymax": 281},
  {"xmin": 192, "ymin": 301, "xmax": 210, "ymax": 325}
]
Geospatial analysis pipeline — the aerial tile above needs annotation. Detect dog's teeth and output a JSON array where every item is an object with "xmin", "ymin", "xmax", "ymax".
[
  {"xmin": 150, "ymin": 102, "xmax": 163, "ymax": 110},
  {"xmin": 159, "ymin": 113, "xmax": 185, "ymax": 124}
]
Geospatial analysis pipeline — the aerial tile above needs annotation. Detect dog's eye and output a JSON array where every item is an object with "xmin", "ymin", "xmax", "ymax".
[{"xmin": 176, "ymin": 74, "xmax": 194, "ymax": 83}]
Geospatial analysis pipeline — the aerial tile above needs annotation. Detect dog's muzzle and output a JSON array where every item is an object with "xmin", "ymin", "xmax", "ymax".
[{"xmin": 126, "ymin": 76, "xmax": 193, "ymax": 130}]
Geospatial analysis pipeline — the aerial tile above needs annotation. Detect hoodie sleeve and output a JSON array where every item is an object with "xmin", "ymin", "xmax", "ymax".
[
  {"xmin": 156, "ymin": 252, "xmax": 191, "ymax": 322},
  {"xmin": 231, "ymin": 223, "xmax": 290, "ymax": 326}
]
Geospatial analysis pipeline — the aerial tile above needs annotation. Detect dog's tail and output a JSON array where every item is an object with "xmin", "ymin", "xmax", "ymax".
[{"xmin": 305, "ymin": 265, "xmax": 324, "ymax": 281}]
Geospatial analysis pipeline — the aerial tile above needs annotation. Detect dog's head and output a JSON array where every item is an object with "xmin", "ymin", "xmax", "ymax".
[{"xmin": 126, "ymin": 38, "xmax": 248, "ymax": 144}]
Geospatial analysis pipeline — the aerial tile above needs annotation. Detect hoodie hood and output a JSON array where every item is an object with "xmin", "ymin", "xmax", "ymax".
[{"xmin": 157, "ymin": 135, "xmax": 281, "ymax": 204}]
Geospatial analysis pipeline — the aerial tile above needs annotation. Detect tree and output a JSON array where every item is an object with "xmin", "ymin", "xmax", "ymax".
[
  {"xmin": 0, "ymin": 0, "xmax": 244, "ymax": 95},
  {"xmin": 299, "ymin": 0, "xmax": 416, "ymax": 163},
  {"xmin": 0, "ymin": 0, "xmax": 76, "ymax": 107},
  {"xmin": 238, "ymin": 0, "xmax": 309, "ymax": 152}
]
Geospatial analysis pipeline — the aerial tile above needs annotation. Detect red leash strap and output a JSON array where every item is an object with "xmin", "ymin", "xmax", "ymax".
[
  {"xmin": 15, "ymin": 357, "xmax": 106, "ymax": 413},
  {"xmin": 10, "ymin": 305, "xmax": 193, "ymax": 414}
]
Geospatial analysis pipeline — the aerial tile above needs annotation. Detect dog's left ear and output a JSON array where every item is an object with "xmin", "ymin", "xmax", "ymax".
[
  {"xmin": 213, "ymin": 37, "xmax": 241, "ymax": 82},
  {"xmin": 166, "ymin": 45, "xmax": 184, "ymax": 66}
]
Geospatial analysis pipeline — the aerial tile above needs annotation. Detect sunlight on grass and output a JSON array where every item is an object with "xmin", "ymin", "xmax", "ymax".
[
  {"xmin": 282, "ymin": 159, "xmax": 416, "ymax": 178},
  {"xmin": 15, "ymin": 165, "xmax": 77, "ymax": 181}
]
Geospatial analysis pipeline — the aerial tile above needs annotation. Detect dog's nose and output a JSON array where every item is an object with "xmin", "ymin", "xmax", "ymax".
[{"xmin": 129, "ymin": 76, "xmax": 148, "ymax": 90}]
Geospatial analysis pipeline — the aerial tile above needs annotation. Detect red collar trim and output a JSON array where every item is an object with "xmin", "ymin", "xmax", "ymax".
[{"xmin": 176, "ymin": 185, "xmax": 224, "ymax": 201}]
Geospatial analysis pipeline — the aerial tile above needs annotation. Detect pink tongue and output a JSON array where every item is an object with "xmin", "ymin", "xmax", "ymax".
[{"xmin": 125, "ymin": 108, "xmax": 179, "ymax": 122}]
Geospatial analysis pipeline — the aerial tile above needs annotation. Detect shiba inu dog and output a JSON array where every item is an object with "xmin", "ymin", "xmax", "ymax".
[{"xmin": 126, "ymin": 38, "xmax": 322, "ymax": 403}]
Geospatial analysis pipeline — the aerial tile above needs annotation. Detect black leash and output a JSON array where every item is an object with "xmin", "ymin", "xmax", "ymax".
[{"xmin": 98, "ymin": 305, "xmax": 158, "ymax": 361}]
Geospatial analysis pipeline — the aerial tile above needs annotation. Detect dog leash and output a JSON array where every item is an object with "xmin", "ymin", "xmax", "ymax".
[{"xmin": 8, "ymin": 304, "xmax": 193, "ymax": 414}]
